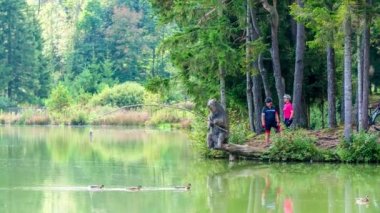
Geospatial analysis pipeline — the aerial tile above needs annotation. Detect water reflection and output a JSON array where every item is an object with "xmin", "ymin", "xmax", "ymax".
[
  {"xmin": 0, "ymin": 126, "xmax": 379, "ymax": 212},
  {"xmin": 206, "ymin": 163, "xmax": 380, "ymax": 213}
]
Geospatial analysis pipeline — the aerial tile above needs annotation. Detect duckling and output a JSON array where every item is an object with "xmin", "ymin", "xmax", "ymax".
[
  {"xmin": 174, "ymin": 183, "xmax": 191, "ymax": 190},
  {"xmin": 127, "ymin": 185, "xmax": 142, "ymax": 191},
  {"xmin": 356, "ymin": 195, "xmax": 369, "ymax": 205},
  {"xmin": 89, "ymin": 185, "xmax": 104, "ymax": 190}
]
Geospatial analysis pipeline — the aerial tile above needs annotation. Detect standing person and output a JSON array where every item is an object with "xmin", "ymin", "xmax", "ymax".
[
  {"xmin": 261, "ymin": 97, "xmax": 280, "ymax": 145},
  {"xmin": 283, "ymin": 94, "xmax": 294, "ymax": 128}
]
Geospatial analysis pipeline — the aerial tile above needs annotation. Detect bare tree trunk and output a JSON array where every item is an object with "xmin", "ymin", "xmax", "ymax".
[
  {"xmin": 357, "ymin": 34, "xmax": 363, "ymax": 130},
  {"xmin": 258, "ymin": 54, "xmax": 271, "ymax": 98},
  {"xmin": 247, "ymin": 2, "xmax": 263, "ymax": 133},
  {"xmin": 219, "ymin": 65, "xmax": 226, "ymax": 110},
  {"xmin": 250, "ymin": 7, "xmax": 271, "ymax": 98},
  {"xmin": 246, "ymin": 4, "xmax": 255, "ymax": 131},
  {"xmin": 152, "ymin": 47, "xmax": 156, "ymax": 76},
  {"xmin": 246, "ymin": 72, "xmax": 255, "ymax": 131},
  {"xmin": 327, "ymin": 45, "xmax": 337, "ymax": 128},
  {"xmin": 261, "ymin": 0, "xmax": 285, "ymax": 119},
  {"xmin": 252, "ymin": 74, "xmax": 264, "ymax": 133},
  {"xmin": 322, "ymin": 100, "xmax": 325, "ymax": 128},
  {"xmin": 343, "ymin": 11, "xmax": 352, "ymax": 141},
  {"xmin": 361, "ymin": 0, "xmax": 371, "ymax": 130},
  {"xmin": 292, "ymin": 0, "xmax": 306, "ymax": 127},
  {"xmin": 290, "ymin": 0, "xmax": 297, "ymax": 43}
]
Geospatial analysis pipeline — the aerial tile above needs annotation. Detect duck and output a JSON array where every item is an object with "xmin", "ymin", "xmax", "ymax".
[
  {"xmin": 174, "ymin": 183, "xmax": 191, "ymax": 190},
  {"xmin": 127, "ymin": 185, "xmax": 142, "ymax": 191},
  {"xmin": 356, "ymin": 196, "xmax": 369, "ymax": 205},
  {"xmin": 89, "ymin": 185, "xmax": 104, "ymax": 190}
]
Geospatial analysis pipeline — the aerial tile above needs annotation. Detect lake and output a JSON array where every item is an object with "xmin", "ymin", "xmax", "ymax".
[{"xmin": 0, "ymin": 126, "xmax": 379, "ymax": 212}]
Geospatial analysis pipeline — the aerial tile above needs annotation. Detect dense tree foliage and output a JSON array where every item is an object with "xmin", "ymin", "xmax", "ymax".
[
  {"xmin": 24, "ymin": 0, "xmax": 170, "ymax": 98},
  {"xmin": 0, "ymin": 0, "xmax": 49, "ymax": 104},
  {"xmin": 1, "ymin": 0, "xmax": 380, "ymax": 140},
  {"xmin": 149, "ymin": 0, "xmax": 380, "ymax": 139}
]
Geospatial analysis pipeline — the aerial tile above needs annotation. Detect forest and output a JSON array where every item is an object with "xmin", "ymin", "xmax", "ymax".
[
  {"xmin": 147, "ymin": 0, "xmax": 380, "ymax": 140},
  {"xmin": 1, "ymin": 0, "xmax": 380, "ymax": 160}
]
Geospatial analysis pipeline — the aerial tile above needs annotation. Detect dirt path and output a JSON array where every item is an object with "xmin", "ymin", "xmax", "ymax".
[{"xmin": 245, "ymin": 129, "xmax": 343, "ymax": 150}]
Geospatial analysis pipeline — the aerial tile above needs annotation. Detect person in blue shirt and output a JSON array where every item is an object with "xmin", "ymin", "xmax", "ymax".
[{"xmin": 261, "ymin": 97, "xmax": 280, "ymax": 145}]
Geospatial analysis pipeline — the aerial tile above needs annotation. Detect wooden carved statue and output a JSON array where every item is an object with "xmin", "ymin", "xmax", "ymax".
[{"xmin": 207, "ymin": 99, "xmax": 228, "ymax": 149}]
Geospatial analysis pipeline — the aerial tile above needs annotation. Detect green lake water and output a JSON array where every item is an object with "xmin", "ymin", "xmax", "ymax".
[{"xmin": 0, "ymin": 126, "xmax": 379, "ymax": 213}]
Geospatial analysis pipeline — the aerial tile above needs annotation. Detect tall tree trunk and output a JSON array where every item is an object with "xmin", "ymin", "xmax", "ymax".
[
  {"xmin": 250, "ymin": 7, "xmax": 271, "ymax": 98},
  {"xmin": 246, "ymin": 72, "xmax": 255, "ymax": 131},
  {"xmin": 246, "ymin": 3, "xmax": 255, "ymax": 131},
  {"xmin": 361, "ymin": 0, "xmax": 371, "ymax": 130},
  {"xmin": 343, "ymin": 11, "xmax": 352, "ymax": 141},
  {"xmin": 357, "ymin": 34, "xmax": 364, "ymax": 130},
  {"xmin": 219, "ymin": 65, "xmax": 226, "ymax": 110},
  {"xmin": 152, "ymin": 47, "xmax": 156, "ymax": 77},
  {"xmin": 252, "ymin": 75, "xmax": 263, "ymax": 133},
  {"xmin": 217, "ymin": 0, "xmax": 227, "ymax": 111},
  {"xmin": 247, "ymin": 2, "xmax": 263, "ymax": 133},
  {"xmin": 290, "ymin": 0, "xmax": 297, "ymax": 43},
  {"xmin": 292, "ymin": 0, "xmax": 306, "ymax": 127},
  {"xmin": 321, "ymin": 100, "xmax": 325, "ymax": 128},
  {"xmin": 257, "ymin": 54, "xmax": 271, "ymax": 98},
  {"xmin": 261, "ymin": 0, "xmax": 285, "ymax": 119},
  {"xmin": 326, "ymin": 45, "xmax": 337, "ymax": 128}
]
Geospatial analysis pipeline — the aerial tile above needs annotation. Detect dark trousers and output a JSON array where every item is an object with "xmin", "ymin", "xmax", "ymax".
[{"xmin": 284, "ymin": 118, "xmax": 292, "ymax": 127}]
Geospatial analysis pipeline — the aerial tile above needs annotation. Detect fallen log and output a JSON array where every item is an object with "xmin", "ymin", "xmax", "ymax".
[{"xmin": 220, "ymin": 143, "xmax": 265, "ymax": 158}]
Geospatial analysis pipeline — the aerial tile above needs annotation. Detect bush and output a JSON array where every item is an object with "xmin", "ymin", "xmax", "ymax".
[
  {"xmin": 0, "ymin": 96, "xmax": 16, "ymax": 110},
  {"xmin": 25, "ymin": 114, "xmax": 50, "ymax": 125},
  {"xmin": 92, "ymin": 110, "xmax": 149, "ymax": 126},
  {"xmin": 46, "ymin": 83, "xmax": 72, "ymax": 112},
  {"xmin": 268, "ymin": 129, "xmax": 321, "ymax": 161},
  {"xmin": 337, "ymin": 132, "xmax": 380, "ymax": 163},
  {"xmin": 145, "ymin": 108, "xmax": 186, "ymax": 126},
  {"xmin": 71, "ymin": 111, "xmax": 89, "ymax": 125},
  {"xmin": 190, "ymin": 115, "xmax": 226, "ymax": 158},
  {"xmin": 228, "ymin": 120, "xmax": 253, "ymax": 145},
  {"xmin": 90, "ymin": 82, "xmax": 145, "ymax": 107}
]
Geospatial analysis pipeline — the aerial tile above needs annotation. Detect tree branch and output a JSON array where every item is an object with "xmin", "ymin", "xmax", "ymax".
[{"xmin": 197, "ymin": 8, "xmax": 216, "ymax": 25}]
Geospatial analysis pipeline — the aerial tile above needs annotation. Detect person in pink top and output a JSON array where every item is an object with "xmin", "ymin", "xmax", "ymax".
[{"xmin": 283, "ymin": 94, "xmax": 293, "ymax": 127}]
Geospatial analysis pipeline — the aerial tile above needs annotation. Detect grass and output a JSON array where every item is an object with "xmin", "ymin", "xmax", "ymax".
[
  {"xmin": 0, "ymin": 105, "xmax": 192, "ymax": 129},
  {"xmin": 92, "ymin": 110, "xmax": 150, "ymax": 126},
  {"xmin": 145, "ymin": 108, "xmax": 193, "ymax": 127}
]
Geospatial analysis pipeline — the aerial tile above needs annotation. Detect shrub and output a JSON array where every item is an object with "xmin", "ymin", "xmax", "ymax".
[
  {"xmin": 90, "ymin": 82, "xmax": 145, "ymax": 107},
  {"xmin": 145, "ymin": 107, "xmax": 194, "ymax": 128},
  {"xmin": 0, "ymin": 96, "xmax": 16, "ymax": 110},
  {"xmin": 46, "ymin": 83, "xmax": 72, "ymax": 112},
  {"xmin": 92, "ymin": 110, "xmax": 149, "ymax": 126},
  {"xmin": 190, "ymin": 116, "xmax": 226, "ymax": 158},
  {"xmin": 146, "ymin": 108, "xmax": 182, "ymax": 125},
  {"xmin": 337, "ymin": 132, "xmax": 380, "ymax": 163},
  {"xmin": 143, "ymin": 91, "xmax": 162, "ymax": 105},
  {"xmin": 268, "ymin": 129, "xmax": 321, "ymax": 161},
  {"xmin": 0, "ymin": 113, "xmax": 19, "ymax": 124},
  {"xmin": 228, "ymin": 120, "xmax": 253, "ymax": 145},
  {"xmin": 71, "ymin": 111, "xmax": 89, "ymax": 125},
  {"xmin": 25, "ymin": 114, "xmax": 50, "ymax": 125}
]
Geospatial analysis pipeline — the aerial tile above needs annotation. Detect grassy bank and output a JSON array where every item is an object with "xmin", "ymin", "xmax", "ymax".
[
  {"xmin": 191, "ymin": 117, "xmax": 380, "ymax": 163},
  {"xmin": 0, "ymin": 105, "xmax": 193, "ymax": 129}
]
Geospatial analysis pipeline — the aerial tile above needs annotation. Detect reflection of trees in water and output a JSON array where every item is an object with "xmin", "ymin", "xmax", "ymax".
[
  {"xmin": 206, "ymin": 163, "xmax": 380, "ymax": 213},
  {"xmin": 0, "ymin": 126, "xmax": 194, "ymax": 212}
]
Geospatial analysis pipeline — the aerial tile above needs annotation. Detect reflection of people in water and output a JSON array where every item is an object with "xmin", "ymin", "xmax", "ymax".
[
  {"xmin": 261, "ymin": 175, "xmax": 282, "ymax": 211},
  {"xmin": 284, "ymin": 197, "xmax": 294, "ymax": 213}
]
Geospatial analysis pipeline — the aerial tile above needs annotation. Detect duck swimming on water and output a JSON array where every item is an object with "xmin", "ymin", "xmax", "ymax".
[
  {"xmin": 89, "ymin": 185, "xmax": 104, "ymax": 190},
  {"xmin": 127, "ymin": 185, "xmax": 142, "ymax": 191},
  {"xmin": 356, "ymin": 196, "xmax": 369, "ymax": 205},
  {"xmin": 174, "ymin": 183, "xmax": 191, "ymax": 190}
]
